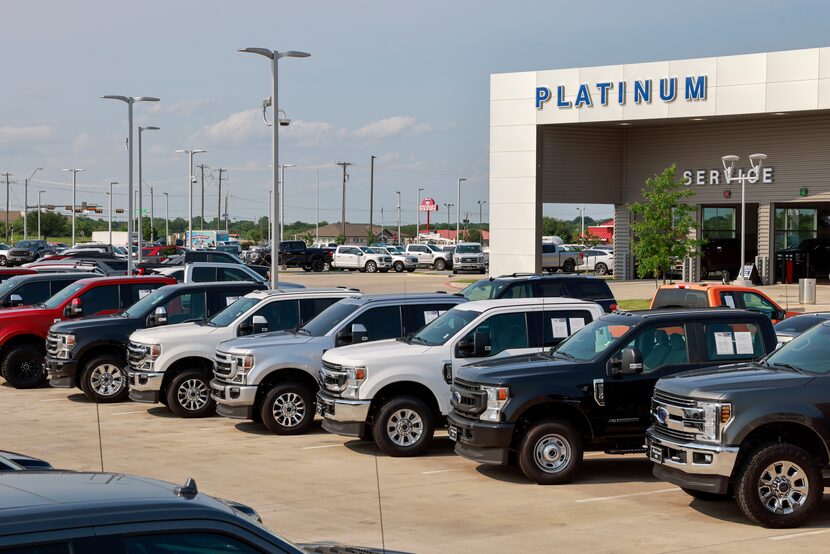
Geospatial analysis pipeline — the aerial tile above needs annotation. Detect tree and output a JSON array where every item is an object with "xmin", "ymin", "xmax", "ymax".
[
  {"xmin": 630, "ymin": 164, "xmax": 702, "ymax": 283},
  {"xmin": 37, "ymin": 211, "xmax": 69, "ymax": 240},
  {"xmin": 467, "ymin": 228, "xmax": 483, "ymax": 244},
  {"xmin": 335, "ymin": 234, "xmax": 347, "ymax": 245}
]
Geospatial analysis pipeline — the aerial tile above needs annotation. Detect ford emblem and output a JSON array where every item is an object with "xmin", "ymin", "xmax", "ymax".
[
  {"xmin": 655, "ymin": 406, "xmax": 669, "ymax": 425},
  {"xmin": 451, "ymin": 390, "xmax": 461, "ymax": 404}
]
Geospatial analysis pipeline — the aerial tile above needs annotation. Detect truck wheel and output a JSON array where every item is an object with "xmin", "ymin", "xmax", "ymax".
[
  {"xmin": 166, "ymin": 370, "xmax": 214, "ymax": 418},
  {"xmin": 311, "ymin": 258, "xmax": 325, "ymax": 272},
  {"xmin": 0, "ymin": 256, "xmax": 6, "ymax": 266},
  {"xmin": 562, "ymin": 260, "xmax": 575, "ymax": 273},
  {"xmin": 393, "ymin": 261, "xmax": 404, "ymax": 273},
  {"xmin": 372, "ymin": 396, "xmax": 435, "ymax": 457},
  {"xmin": 735, "ymin": 443, "xmax": 822, "ymax": 528},
  {"xmin": 365, "ymin": 260, "xmax": 378, "ymax": 273},
  {"xmin": 433, "ymin": 258, "xmax": 446, "ymax": 271},
  {"xmin": 81, "ymin": 355, "xmax": 129, "ymax": 403},
  {"xmin": 594, "ymin": 262, "xmax": 608, "ymax": 275},
  {"xmin": 681, "ymin": 487, "xmax": 731, "ymax": 501},
  {"xmin": 260, "ymin": 383, "xmax": 315, "ymax": 435},
  {"xmin": 518, "ymin": 419, "xmax": 583, "ymax": 485},
  {"xmin": 2, "ymin": 344, "xmax": 46, "ymax": 389}
]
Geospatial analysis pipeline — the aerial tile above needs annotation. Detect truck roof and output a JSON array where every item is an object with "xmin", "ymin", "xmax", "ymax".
[
  {"xmin": 458, "ymin": 297, "xmax": 603, "ymax": 313},
  {"xmin": 340, "ymin": 292, "xmax": 464, "ymax": 305},
  {"xmin": 4, "ymin": 272, "xmax": 87, "ymax": 284},
  {"xmin": 245, "ymin": 287, "xmax": 362, "ymax": 299},
  {"xmin": 609, "ymin": 307, "xmax": 766, "ymax": 320},
  {"xmin": 73, "ymin": 275, "xmax": 175, "ymax": 287}
]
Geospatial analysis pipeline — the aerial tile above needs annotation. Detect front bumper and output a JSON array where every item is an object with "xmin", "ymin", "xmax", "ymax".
[
  {"xmin": 126, "ymin": 369, "xmax": 163, "ymax": 403},
  {"xmin": 8, "ymin": 255, "xmax": 35, "ymax": 265},
  {"xmin": 45, "ymin": 357, "xmax": 79, "ymax": 388},
  {"xmin": 447, "ymin": 412, "xmax": 515, "ymax": 465},
  {"xmin": 453, "ymin": 263, "xmax": 486, "ymax": 272},
  {"xmin": 211, "ymin": 378, "xmax": 257, "ymax": 419},
  {"xmin": 317, "ymin": 391, "xmax": 371, "ymax": 437},
  {"xmin": 646, "ymin": 429, "xmax": 739, "ymax": 495}
]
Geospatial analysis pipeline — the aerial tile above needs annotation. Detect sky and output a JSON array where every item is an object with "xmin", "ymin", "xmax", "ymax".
[{"xmin": 2, "ymin": 0, "xmax": 830, "ymax": 228}]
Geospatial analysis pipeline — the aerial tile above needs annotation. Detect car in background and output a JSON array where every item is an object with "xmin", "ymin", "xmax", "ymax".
[
  {"xmin": 405, "ymin": 243, "xmax": 452, "ymax": 271},
  {"xmin": 375, "ymin": 245, "xmax": 417, "ymax": 273},
  {"xmin": 7, "ymin": 239, "xmax": 51, "ymax": 265},
  {"xmin": 0, "ymin": 451, "xmax": 52, "ymax": 471},
  {"xmin": 578, "ymin": 248, "xmax": 614, "ymax": 275},
  {"xmin": 141, "ymin": 245, "xmax": 185, "ymax": 262},
  {"xmin": 650, "ymin": 283, "xmax": 797, "ymax": 323},
  {"xmin": 27, "ymin": 257, "xmax": 129, "ymax": 276},
  {"xmin": 0, "ymin": 243, "xmax": 12, "ymax": 266},
  {"xmin": 542, "ymin": 243, "xmax": 582, "ymax": 273},
  {"xmin": 0, "ymin": 273, "xmax": 88, "ymax": 308},
  {"xmin": 331, "ymin": 245, "xmax": 392, "ymax": 273},
  {"xmin": 452, "ymin": 242, "xmax": 486, "ymax": 274},
  {"xmin": 773, "ymin": 312, "xmax": 830, "ymax": 345},
  {"xmin": 459, "ymin": 274, "xmax": 618, "ymax": 313},
  {"xmin": 0, "ymin": 268, "xmax": 36, "ymax": 283}
]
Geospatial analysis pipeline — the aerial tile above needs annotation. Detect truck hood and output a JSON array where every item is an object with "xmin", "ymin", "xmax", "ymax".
[
  {"xmin": 456, "ymin": 353, "xmax": 575, "ymax": 384},
  {"xmin": 51, "ymin": 314, "xmax": 127, "ymax": 334},
  {"xmin": 657, "ymin": 362, "xmax": 815, "ymax": 400},
  {"xmin": 130, "ymin": 321, "xmax": 221, "ymax": 344},
  {"xmin": 0, "ymin": 306, "xmax": 51, "ymax": 320},
  {"xmin": 218, "ymin": 331, "xmax": 317, "ymax": 353},
  {"xmin": 321, "ymin": 338, "xmax": 430, "ymax": 366}
]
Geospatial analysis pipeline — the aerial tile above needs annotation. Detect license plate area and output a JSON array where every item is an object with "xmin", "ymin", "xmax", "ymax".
[
  {"xmin": 448, "ymin": 425, "xmax": 458, "ymax": 442},
  {"xmin": 649, "ymin": 445, "xmax": 664, "ymax": 463}
]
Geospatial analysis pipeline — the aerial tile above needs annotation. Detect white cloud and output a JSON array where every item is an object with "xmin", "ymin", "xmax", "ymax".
[
  {"xmin": 147, "ymin": 98, "xmax": 218, "ymax": 117},
  {"xmin": 283, "ymin": 120, "xmax": 334, "ymax": 147},
  {"xmin": 353, "ymin": 116, "xmax": 432, "ymax": 140},
  {"xmin": 197, "ymin": 109, "xmax": 267, "ymax": 144},
  {"xmin": 0, "ymin": 125, "xmax": 55, "ymax": 145}
]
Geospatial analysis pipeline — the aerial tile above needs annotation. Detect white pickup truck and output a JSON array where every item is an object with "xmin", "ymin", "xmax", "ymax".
[
  {"xmin": 317, "ymin": 297, "xmax": 605, "ymax": 456},
  {"xmin": 331, "ymin": 246, "xmax": 392, "ymax": 273},
  {"xmin": 542, "ymin": 244, "xmax": 582, "ymax": 273},
  {"xmin": 405, "ymin": 243, "xmax": 452, "ymax": 271}
]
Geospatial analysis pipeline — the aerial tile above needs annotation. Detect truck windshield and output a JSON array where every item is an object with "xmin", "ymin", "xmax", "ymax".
[
  {"xmin": 764, "ymin": 322, "xmax": 830, "ymax": 374},
  {"xmin": 43, "ymin": 282, "xmax": 86, "ymax": 309},
  {"xmin": 459, "ymin": 280, "xmax": 508, "ymax": 301},
  {"xmin": 300, "ymin": 302, "xmax": 359, "ymax": 336},
  {"xmin": 455, "ymin": 244, "xmax": 481, "ymax": 254},
  {"xmin": 122, "ymin": 288, "xmax": 172, "ymax": 318},
  {"xmin": 551, "ymin": 319, "xmax": 634, "ymax": 362},
  {"xmin": 208, "ymin": 297, "xmax": 259, "ymax": 327},
  {"xmin": 15, "ymin": 240, "xmax": 38, "ymax": 249},
  {"xmin": 409, "ymin": 308, "xmax": 479, "ymax": 346}
]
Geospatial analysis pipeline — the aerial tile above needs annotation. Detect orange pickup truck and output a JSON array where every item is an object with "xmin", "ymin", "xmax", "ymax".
[{"xmin": 650, "ymin": 283, "xmax": 798, "ymax": 323}]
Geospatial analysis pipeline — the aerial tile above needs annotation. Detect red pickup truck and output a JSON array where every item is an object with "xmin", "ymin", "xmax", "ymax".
[{"xmin": 0, "ymin": 275, "xmax": 175, "ymax": 389}]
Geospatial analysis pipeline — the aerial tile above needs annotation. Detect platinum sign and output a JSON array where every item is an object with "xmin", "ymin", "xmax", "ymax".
[{"xmin": 535, "ymin": 76, "xmax": 707, "ymax": 109}]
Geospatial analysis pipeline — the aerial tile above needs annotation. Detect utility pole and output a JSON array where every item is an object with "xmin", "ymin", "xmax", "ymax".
[
  {"xmin": 217, "ymin": 168, "xmax": 225, "ymax": 231},
  {"xmin": 336, "ymin": 161, "xmax": 353, "ymax": 238},
  {"xmin": 1, "ymin": 173, "xmax": 12, "ymax": 243},
  {"xmin": 395, "ymin": 191, "xmax": 401, "ymax": 245},
  {"xmin": 163, "ymin": 192, "xmax": 169, "ymax": 244},
  {"xmin": 477, "ymin": 200, "xmax": 487, "ymax": 226},
  {"xmin": 38, "ymin": 191, "xmax": 45, "ymax": 239},
  {"xmin": 198, "ymin": 163, "xmax": 206, "ymax": 230},
  {"xmin": 150, "ymin": 187, "xmax": 154, "ymax": 241},
  {"xmin": 315, "ymin": 169, "xmax": 319, "ymax": 242},
  {"xmin": 108, "ymin": 181, "xmax": 118, "ymax": 245},
  {"xmin": 23, "ymin": 168, "xmax": 42, "ymax": 240},
  {"xmin": 443, "ymin": 203, "xmax": 454, "ymax": 233},
  {"xmin": 224, "ymin": 193, "xmax": 229, "ymax": 231},
  {"xmin": 369, "ymin": 155, "xmax": 376, "ymax": 237},
  {"xmin": 456, "ymin": 178, "xmax": 466, "ymax": 244}
]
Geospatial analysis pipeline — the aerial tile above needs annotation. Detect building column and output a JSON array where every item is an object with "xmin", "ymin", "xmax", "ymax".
[
  {"xmin": 613, "ymin": 204, "xmax": 633, "ymax": 279},
  {"xmin": 758, "ymin": 202, "xmax": 772, "ymax": 284}
]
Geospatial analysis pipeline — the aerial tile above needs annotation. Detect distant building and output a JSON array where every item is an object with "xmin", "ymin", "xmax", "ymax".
[
  {"xmin": 585, "ymin": 219, "xmax": 614, "ymax": 244},
  {"xmin": 424, "ymin": 229, "xmax": 490, "ymax": 244},
  {"xmin": 316, "ymin": 223, "xmax": 395, "ymax": 245}
]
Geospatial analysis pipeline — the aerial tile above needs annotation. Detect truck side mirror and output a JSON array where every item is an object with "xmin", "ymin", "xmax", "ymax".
[
  {"xmin": 455, "ymin": 338, "xmax": 474, "ymax": 358},
  {"xmin": 351, "ymin": 323, "xmax": 368, "ymax": 343},
  {"xmin": 473, "ymin": 331, "xmax": 492, "ymax": 357},
  {"xmin": 614, "ymin": 347, "xmax": 643, "ymax": 376},
  {"xmin": 252, "ymin": 315, "xmax": 268, "ymax": 334},
  {"xmin": 8, "ymin": 294, "xmax": 23, "ymax": 308},
  {"xmin": 151, "ymin": 306, "xmax": 168, "ymax": 327},
  {"xmin": 67, "ymin": 298, "xmax": 83, "ymax": 317}
]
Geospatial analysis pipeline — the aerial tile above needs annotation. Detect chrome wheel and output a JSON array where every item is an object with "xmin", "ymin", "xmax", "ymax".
[
  {"xmin": 271, "ymin": 392, "xmax": 306, "ymax": 429},
  {"xmin": 177, "ymin": 378, "xmax": 209, "ymax": 411},
  {"xmin": 90, "ymin": 364, "xmax": 124, "ymax": 397},
  {"xmin": 534, "ymin": 433, "xmax": 571, "ymax": 474},
  {"xmin": 758, "ymin": 461, "xmax": 810, "ymax": 515},
  {"xmin": 386, "ymin": 408, "xmax": 424, "ymax": 447}
]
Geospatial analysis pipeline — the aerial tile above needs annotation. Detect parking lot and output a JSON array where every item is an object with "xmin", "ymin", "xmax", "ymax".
[{"xmin": 4, "ymin": 270, "xmax": 830, "ymax": 553}]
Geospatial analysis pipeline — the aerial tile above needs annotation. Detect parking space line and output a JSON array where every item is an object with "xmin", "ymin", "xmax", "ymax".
[
  {"xmin": 39, "ymin": 398, "xmax": 66, "ymax": 402},
  {"xmin": 421, "ymin": 469, "xmax": 459, "ymax": 475},
  {"xmin": 301, "ymin": 444, "xmax": 340, "ymax": 450},
  {"xmin": 198, "ymin": 426, "xmax": 237, "ymax": 431},
  {"xmin": 576, "ymin": 487, "xmax": 679, "ymax": 503},
  {"xmin": 769, "ymin": 529, "xmax": 830, "ymax": 541},
  {"xmin": 110, "ymin": 410, "xmax": 147, "ymax": 415}
]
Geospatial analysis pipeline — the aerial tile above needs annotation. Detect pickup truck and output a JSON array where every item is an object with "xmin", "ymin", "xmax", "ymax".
[
  {"xmin": 212, "ymin": 293, "xmax": 465, "ymax": 435},
  {"xmin": 448, "ymin": 308, "xmax": 777, "ymax": 484},
  {"xmin": 331, "ymin": 246, "xmax": 392, "ymax": 273},
  {"xmin": 277, "ymin": 240, "xmax": 331, "ymax": 272},
  {"xmin": 46, "ymin": 281, "xmax": 265, "ymax": 403},
  {"xmin": 405, "ymin": 244, "xmax": 452, "ymax": 271},
  {"xmin": 7, "ymin": 240, "xmax": 52, "ymax": 266},
  {"xmin": 0, "ymin": 275, "xmax": 175, "ymax": 389},
  {"xmin": 542, "ymin": 243, "xmax": 582, "ymax": 273},
  {"xmin": 650, "ymin": 283, "xmax": 797, "ymax": 323},
  {"xmin": 459, "ymin": 274, "xmax": 618, "ymax": 313},
  {"xmin": 647, "ymin": 320, "xmax": 830, "ymax": 528},
  {"xmin": 0, "ymin": 273, "xmax": 87, "ymax": 309},
  {"xmin": 127, "ymin": 288, "xmax": 357, "ymax": 417},
  {"xmin": 318, "ymin": 298, "xmax": 605, "ymax": 456}
]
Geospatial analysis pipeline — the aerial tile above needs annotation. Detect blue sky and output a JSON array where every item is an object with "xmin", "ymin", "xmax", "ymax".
[{"xmin": 2, "ymin": 0, "xmax": 829, "ymax": 227}]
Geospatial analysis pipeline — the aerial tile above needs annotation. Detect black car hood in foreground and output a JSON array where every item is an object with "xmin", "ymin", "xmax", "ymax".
[
  {"xmin": 456, "ymin": 352, "xmax": 578, "ymax": 384},
  {"xmin": 50, "ymin": 313, "xmax": 128, "ymax": 334},
  {"xmin": 657, "ymin": 362, "xmax": 815, "ymax": 400}
]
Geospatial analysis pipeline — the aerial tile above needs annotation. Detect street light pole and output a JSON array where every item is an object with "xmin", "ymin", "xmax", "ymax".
[
  {"xmin": 417, "ymin": 187, "xmax": 424, "ymax": 242},
  {"xmin": 108, "ymin": 181, "xmax": 118, "ymax": 245},
  {"xmin": 163, "ymin": 192, "xmax": 170, "ymax": 244},
  {"xmin": 369, "ymin": 155, "xmax": 376, "ymax": 236},
  {"xmin": 477, "ymin": 200, "xmax": 487, "ymax": 227},
  {"xmin": 279, "ymin": 163, "xmax": 295, "ymax": 242},
  {"xmin": 395, "ymin": 191, "xmax": 401, "ymax": 245},
  {"xmin": 175, "ymin": 149, "xmax": 206, "ymax": 249},
  {"xmin": 137, "ymin": 126, "xmax": 160, "ymax": 263},
  {"xmin": 443, "ymin": 203, "xmax": 454, "ymax": 234},
  {"xmin": 23, "ymin": 168, "xmax": 43, "ymax": 240},
  {"xmin": 721, "ymin": 153, "xmax": 768, "ymax": 284},
  {"xmin": 61, "ymin": 169, "xmax": 85, "ymax": 246},
  {"xmin": 315, "ymin": 169, "xmax": 319, "ymax": 242},
  {"xmin": 150, "ymin": 186, "xmax": 154, "ymax": 242},
  {"xmin": 37, "ymin": 191, "xmax": 45, "ymax": 239},
  {"xmin": 456, "ymin": 178, "xmax": 466, "ymax": 244},
  {"xmin": 101, "ymin": 95, "xmax": 160, "ymax": 275}
]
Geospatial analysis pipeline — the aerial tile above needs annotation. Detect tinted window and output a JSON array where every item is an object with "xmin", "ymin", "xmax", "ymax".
[
  {"xmin": 565, "ymin": 279, "xmax": 613, "ymax": 300},
  {"xmin": 121, "ymin": 533, "xmax": 261, "ymax": 553},
  {"xmin": 14, "ymin": 280, "xmax": 51, "ymax": 305},
  {"xmin": 164, "ymin": 291, "xmax": 207, "ymax": 324},
  {"xmin": 540, "ymin": 309, "xmax": 596, "ymax": 347},
  {"xmin": 300, "ymin": 297, "xmax": 342, "ymax": 325},
  {"xmin": 703, "ymin": 321, "xmax": 764, "ymax": 362},
  {"xmin": 501, "ymin": 282, "xmax": 533, "ymax": 298},
  {"xmin": 191, "ymin": 266, "xmax": 216, "ymax": 282},
  {"xmin": 0, "ymin": 543, "xmax": 71, "ymax": 553},
  {"xmin": 618, "ymin": 325, "xmax": 689, "ymax": 373},
  {"xmin": 351, "ymin": 306, "xmax": 402, "ymax": 341},
  {"xmin": 43, "ymin": 282, "xmax": 86, "ymax": 309},
  {"xmin": 455, "ymin": 244, "xmax": 481, "ymax": 254},
  {"xmin": 301, "ymin": 302, "xmax": 360, "ymax": 336},
  {"xmin": 78, "ymin": 285, "xmax": 120, "ymax": 314},
  {"xmin": 402, "ymin": 303, "xmax": 459, "ymax": 335},
  {"xmin": 463, "ymin": 312, "xmax": 529, "ymax": 356},
  {"xmin": 775, "ymin": 315, "xmax": 829, "ymax": 334},
  {"xmin": 740, "ymin": 292, "xmax": 778, "ymax": 319},
  {"xmin": 209, "ymin": 297, "xmax": 259, "ymax": 327},
  {"xmin": 766, "ymin": 323, "xmax": 830, "ymax": 374},
  {"xmin": 554, "ymin": 319, "xmax": 634, "ymax": 362},
  {"xmin": 460, "ymin": 280, "xmax": 508, "ymax": 301},
  {"xmin": 219, "ymin": 267, "xmax": 253, "ymax": 282},
  {"xmin": 537, "ymin": 280, "xmax": 567, "ymax": 297},
  {"xmin": 720, "ymin": 291, "xmax": 738, "ymax": 309},
  {"xmin": 651, "ymin": 288, "xmax": 709, "ymax": 309},
  {"xmin": 249, "ymin": 299, "xmax": 300, "ymax": 332},
  {"xmin": 122, "ymin": 282, "xmax": 167, "ymax": 308},
  {"xmin": 542, "ymin": 244, "xmax": 556, "ymax": 253}
]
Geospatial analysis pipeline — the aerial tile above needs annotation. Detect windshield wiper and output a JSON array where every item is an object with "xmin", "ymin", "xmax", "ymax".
[
  {"xmin": 766, "ymin": 361, "xmax": 805, "ymax": 374},
  {"xmin": 551, "ymin": 349, "xmax": 576, "ymax": 361},
  {"xmin": 408, "ymin": 335, "xmax": 428, "ymax": 346}
]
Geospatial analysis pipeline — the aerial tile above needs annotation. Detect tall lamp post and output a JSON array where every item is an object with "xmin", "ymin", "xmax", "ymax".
[
  {"xmin": 443, "ymin": 203, "xmax": 454, "ymax": 234},
  {"xmin": 279, "ymin": 163, "xmax": 295, "ymax": 242},
  {"xmin": 37, "ymin": 191, "xmax": 46, "ymax": 239},
  {"xmin": 23, "ymin": 168, "xmax": 43, "ymax": 240},
  {"xmin": 175, "ymin": 149, "xmax": 206, "ymax": 249},
  {"xmin": 162, "ymin": 192, "xmax": 170, "ymax": 244},
  {"xmin": 455, "ymin": 178, "xmax": 466, "ymax": 244},
  {"xmin": 721, "ymin": 153, "xmax": 767, "ymax": 284},
  {"xmin": 61, "ymin": 168, "xmax": 85, "ymax": 246},
  {"xmin": 137, "ymin": 126, "xmax": 160, "ymax": 263},
  {"xmin": 416, "ymin": 187, "xmax": 424, "ymax": 242},
  {"xmin": 101, "ymin": 95, "xmax": 160, "ymax": 276},
  {"xmin": 477, "ymin": 200, "xmax": 487, "ymax": 226},
  {"xmin": 238, "ymin": 47, "xmax": 310, "ymax": 289},
  {"xmin": 395, "ymin": 190, "xmax": 401, "ymax": 245},
  {"xmin": 108, "ymin": 181, "xmax": 118, "ymax": 245}
]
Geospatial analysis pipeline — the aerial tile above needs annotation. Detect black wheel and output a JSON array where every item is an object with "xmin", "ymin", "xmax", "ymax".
[
  {"xmin": 311, "ymin": 258, "xmax": 325, "ymax": 272},
  {"xmin": 517, "ymin": 419, "xmax": 583, "ymax": 485},
  {"xmin": 433, "ymin": 258, "xmax": 446, "ymax": 271},
  {"xmin": 594, "ymin": 262, "xmax": 608, "ymax": 275},
  {"xmin": 452, "ymin": 270, "xmax": 457, "ymax": 275},
  {"xmin": 259, "ymin": 383, "xmax": 315, "ymax": 435},
  {"xmin": 302, "ymin": 266, "xmax": 312, "ymax": 272},
  {"xmin": 562, "ymin": 259, "xmax": 575, "ymax": 273},
  {"xmin": 681, "ymin": 487, "xmax": 731, "ymax": 501},
  {"xmin": 406, "ymin": 268, "xmax": 416, "ymax": 273},
  {"xmin": 166, "ymin": 370, "xmax": 214, "ymax": 418},
  {"xmin": 735, "ymin": 443, "xmax": 822, "ymax": 528},
  {"xmin": 365, "ymin": 260, "xmax": 378, "ymax": 273},
  {"xmin": 80, "ymin": 355, "xmax": 129, "ymax": 403},
  {"xmin": 372, "ymin": 396, "xmax": 435, "ymax": 457},
  {"xmin": 393, "ymin": 261, "xmax": 404, "ymax": 273},
  {"xmin": 0, "ymin": 256, "xmax": 6, "ymax": 266},
  {"xmin": 2, "ymin": 344, "xmax": 46, "ymax": 389}
]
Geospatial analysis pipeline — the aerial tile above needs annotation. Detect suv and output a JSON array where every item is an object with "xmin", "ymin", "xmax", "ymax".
[
  {"xmin": 0, "ymin": 273, "xmax": 88, "ymax": 308},
  {"xmin": 448, "ymin": 309, "xmax": 777, "ymax": 484},
  {"xmin": 460, "ymin": 274, "xmax": 618, "ymax": 313},
  {"xmin": 46, "ymin": 281, "xmax": 266, "ymax": 403},
  {"xmin": 406, "ymin": 243, "xmax": 452, "ymax": 271},
  {"xmin": 319, "ymin": 298, "xmax": 605, "ymax": 456},
  {"xmin": 7, "ymin": 240, "xmax": 51, "ymax": 265},
  {"xmin": 127, "ymin": 288, "xmax": 358, "ymax": 418},
  {"xmin": 452, "ymin": 243, "xmax": 486, "ymax": 274},
  {"xmin": 647, "ymin": 320, "xmax": 830, "ymax": 528},
  {"xmin": 212, "ymin": 293, "xmax": 465, "ymax": 435},
  {"xmin": 0, "ymin": 472, "xmax": 300, "ymax": 552},
  {"xmin": 650, "ymin": 283, "xmax": 796, "ymax": 323},
  {"xmin": 0, "ymin": 275, "xmax": 174, "ymax": 389},
  {"xmin": 331, "ymin": 245, "xmax": 392, "ymax": 273}
]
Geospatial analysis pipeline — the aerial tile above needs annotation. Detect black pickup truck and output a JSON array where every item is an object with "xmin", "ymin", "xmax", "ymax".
[
  {"xmin": 276, "ymin": 240, "xmax": 331, "ymax": 272},
  {"xmin": 647, "ymin": 319, "xmax": 830, "ymax": 528},
  {"xmin": 46, "ymin": 281, "xmax": 265, "ymax": 402},
  {"xmin": 448, "ymin": 309, "xmax": 777, "ymax": 484}
]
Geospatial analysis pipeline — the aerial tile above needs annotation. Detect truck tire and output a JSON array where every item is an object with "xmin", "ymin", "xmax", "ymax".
[
  {"xmin": 0, "ymin": 255, "xmax": 6, "ymax": 266},
  {"xmin": 372, "ymin": 396, "xmax": 435, "ymax": 457},
  {"xmin": 166, "ymin": 370, "xmax": 214, "ymax": 418},
  {"xmin": 302, "ymin": 266, "xmax": 312, "ymax": 272},
  {"xmin": 365, "ymin": 260, "xmax": 378, "ymax": 273},
  {"xmin": 81, "ymin": 355, "xmax": 129, "ymax": 403},
  {"xmin": 518, "ymin": 419, "xmax": 583, "ymax": 485},
  {"xmin": 393, "ymin": 261, "xmax": 404, "ymax": 273},
  {"xmin": 2, "ymin": 344, "xmax": 46, "ymax": 389},
  {"xmin": 311, "ymin": 258, "xmax": 325, "ymax": 272},
  {"xmin": 260, "ymin": 383, "xmax": 315, "ymax": 435},
  {"xmin": 681, "ymin": 487, "xmax": 731, "ymax": 501},
  {"xmin": 594, "ymin": 262, "xmax": 608, "ymax": 275},
  {"xmin": 734, "ymin": 443, "xmax": 822, "ymax": 528},
  {"xmin": 562, "ymin": 259, "xmax": 575, "ymax": 273},
  {"xmin": 433, "ymin": 258, "xmax": 446, "ymax": 271}
]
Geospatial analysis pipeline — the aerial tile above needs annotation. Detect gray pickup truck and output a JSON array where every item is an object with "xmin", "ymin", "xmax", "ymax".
[{"xmin": 542, "ymin": 243, "xmax": 582, "ymax": 273}]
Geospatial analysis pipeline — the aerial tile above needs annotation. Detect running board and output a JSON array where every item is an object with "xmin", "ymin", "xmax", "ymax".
[{"xmin": 604, "ymin": 448, "xmax": 647, "ymax": 455}]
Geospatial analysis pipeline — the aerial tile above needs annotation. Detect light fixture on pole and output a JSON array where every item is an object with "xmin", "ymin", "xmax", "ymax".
[
  {"xmin": 61, "ymin": 168, "xmax": 85, "ymax": 246},
  {"xmin": 175, "ymin": 149, "xmax": 206, "ymax": 249},
  {"xmin": 239, "ymin": 46, "xmax": 310, "ymax": 290},
  {"xmin": 721, "ymin": 152, "xmax": 767, "ymax": 284},
  {"xmin": 23, "ymin": 168, "xmax": 43, "ymax": 240},
  {"xmin": 37, "ymin": 191, "xmax": 46, "ymax": 239},
  {"xmin": 101, "ymin": 95, "xmax": 160, "ymax": 275},
  {"xmin": 137, "ymin": 126, "xmax": 160, "ymax": 263},
  {"xmin": 455, "ymin": 178, "xmax": 466, "ymax": 244},
  {"xmin": 416, "ymin": 187, "xmax": 424, "ymax": 242},
  {"xmin": 108, "ymin": 181, "xmax": 118, "ymax": 245},
  {"xmin": 443, "ymin": 203, "xmax": 454, "ymax": 232},
  {"xmin": 162, "ymin": 192, "xmax": 170, "ymax": 244}
]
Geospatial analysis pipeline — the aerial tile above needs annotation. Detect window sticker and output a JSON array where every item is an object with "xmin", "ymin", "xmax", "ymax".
[
  {"xmin": 551, "ymin": 318, "xmax": 569, "ymax": 338},
  {"xmin": 734, "ymin": 331, "xmax": 754, "ymax": 355},
  {"xmin": 138, "ymin": 289, "xmax": 152, "ymax": 299},
  {"xmin": 424, "ymin": 310, "xmax": 439, "ymax": 324},
  {"xmin": 568, "ymin": 318, "xmax": 586, "ymax": 333},
  {"xmin": 714, "ymin": 331, "xmax": 735, "ymax": 355},
  {"xmin": 723, "ymin": 295, "xmax": 736, "ymax": 309},
  {"xmin": 225, "ymin": 296, "xmax": 240, "ymax": 306}
]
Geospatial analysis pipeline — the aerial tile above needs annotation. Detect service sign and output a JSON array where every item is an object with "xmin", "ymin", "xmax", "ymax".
[
  {"xmin": 535, "ymin": 75, "xmax": 708, "ymax": 109},
  {"xmin": 681, "ymin": 167, "xmax": 775, "ymax": 186}
]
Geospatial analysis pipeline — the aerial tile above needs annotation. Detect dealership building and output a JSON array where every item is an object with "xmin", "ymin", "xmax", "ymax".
[{"xmin": 489, "ymin": 45, "xmax": 830, "ymax": 282}]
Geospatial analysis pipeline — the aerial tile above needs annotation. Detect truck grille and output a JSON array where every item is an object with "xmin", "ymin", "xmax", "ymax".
[
  {"xmin": 654, "ymin": 426, "xmax": 697, "ymax": 442},
  {"xmin": 384, "ymin": 257, "xmax": 392, "ymax": 263},
  {"xmin": 46, "ymin": 333, "xmax": 60, "ymax": 356},
  {"xmin": 451, "ymin": 378, "xmax": 486, "ymax": 417},
  {"xmin": 127, "ymin": 341, "xmax": 147, "ymax": 368},
  {"xmin": 319, "ymin": 360, "xmax": 348, "ymax": 395},
  {"xmin": 461, "ymin": 257, "xmax": 478, "ymax": 263},
  {"xmin": 214, "ymin": 350, "xmax": 234, "ymax": 379},
  {"xmin": 653, "ymin": 389, "xmax": 696, "ymax": 408},
  {"xmin": 651, "ymin": 388, "xmax": 703, "ymax": 443}
]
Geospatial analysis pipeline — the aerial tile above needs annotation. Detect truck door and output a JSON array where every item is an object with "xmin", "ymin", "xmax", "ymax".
[
  {"xmin": 451, "ymin": 311, "xmax": 540, "ymax": 376},
  {"xmin": 601, "ymin": 323, "xmax": 700, "ymax": 440},
  {"xmin": 334, "ymin": 247, "xmax": 356, "ymax": 269}
]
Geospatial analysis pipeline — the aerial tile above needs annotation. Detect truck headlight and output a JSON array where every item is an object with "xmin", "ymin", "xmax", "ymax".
[
  {"xmin": 146, "ymin": 343, "xmax": 162, "ymax": 360},
  {"xmin": 480, "ymin": 385, "xmax": 509, "ymax": 422},
  {"xmin": 231, "ymin": 354, "xmax": 254, "ymax": 383},
  {"xmin": 56, "ymin": 333, "xmax": 76, "ymax": 359},
  {"xmin": 342, "ymin": 366, "xmax": 366, "ymax": 399},
  {"xmin": 696, "ymin": 402, "xmax": 732, "ymax": 442},
  {"xmin": 478, "ymin": 256, "xmax": 484, "ymax": 263}
]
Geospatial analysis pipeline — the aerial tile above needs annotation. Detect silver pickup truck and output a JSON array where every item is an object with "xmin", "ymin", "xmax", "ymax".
[{"xmin": 542, "ymin": 243, "xmax": 582, "ymax": 273}]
